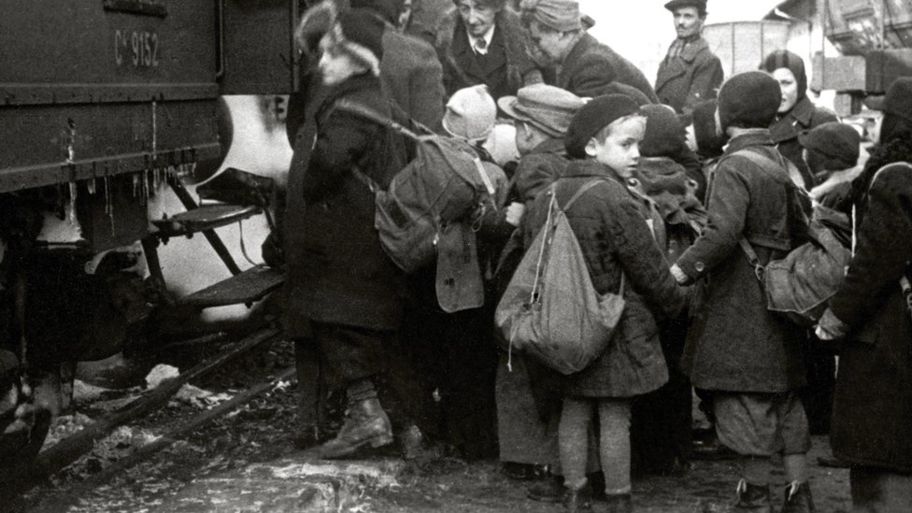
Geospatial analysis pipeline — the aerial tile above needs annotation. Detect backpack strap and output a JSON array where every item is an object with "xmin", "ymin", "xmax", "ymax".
[
  {"xmin": 334, "ymin": 98, "xmax": 424, "ymax": 142},
  {"xmin": 560, "ymin": 179, "xmax": 606, "ymax": 212}
]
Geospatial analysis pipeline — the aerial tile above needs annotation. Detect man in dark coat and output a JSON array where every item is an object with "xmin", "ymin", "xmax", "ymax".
[
  {"xmin": 351, "ymin": 0, "xmax": 446, "ymax": 129},
  {"xmin": 522, "ymin": 0, "xmax": 658, "ymax": 101},
  {"xmin": 655, "ymin": 0, "xmax": 723, "ymax": 114},
  {"xmin": 435, "ymin": 0, "xmax": 542, "ymax": 100},
  {"xmin": 816, "ymin": 77, "xmax": 912, "ymax": 513},
  {"xmin": 670, "ymin": 72, "xmax": 814, "ymax": 512},
  {"xmin": 283, "ymin": 8, "xmax": 407, "ymax": 459},
  {"xmin": 761, "ymin": 50, "xmax": 838, "ymax": 190}
]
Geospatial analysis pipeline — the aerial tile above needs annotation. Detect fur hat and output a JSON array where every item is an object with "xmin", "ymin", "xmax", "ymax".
[
  {"xmin": 349, "ymin": 0, "xmax": 403, "ymax": 25},
  {"xmin": 717, "ymin": 71, "xmax": 781, "ymax": 132},
  {"xmin": 639, "ymin": 104, "xmax": 686, "ymax": 158},
  {"xmin": 760, "ymin": 50, "xmax": 808, "ymax": 101},
  {"xmin": 325, "ymin": 8, "xmax": 386, "ymax": 76},
  {"xmin": 565, "ymin": 94, "xmax": 640, "ymax": 159},
  {"xmin": 443, "ymin": 85, "xmax": 498, "ymax": 142},
  {"xmin": 295, "ymin": 1, "xmax": 338, "ymax": 56}
]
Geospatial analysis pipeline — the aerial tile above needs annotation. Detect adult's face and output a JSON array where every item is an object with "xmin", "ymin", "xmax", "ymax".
[
  {"xmin": 672, "ymin": 6, "xmax": 704, "ymax": 39},
  {"xmin": 772, "ymin": 67, "xmax": 799, "ymax": 114},
  {"xmin": 528, "ymin": 21, "xmax": 570, "ymax": 66},
  {"xmin": 318, "ymin": 35, "xmax": 364, "ymax": 86},
  {"xmin": 455, "ymin": 0, "xmax": 500, "ymax": 38}
]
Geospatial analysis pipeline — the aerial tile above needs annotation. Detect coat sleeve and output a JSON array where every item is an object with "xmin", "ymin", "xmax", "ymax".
[
  {"xmin": 568, "ymin": 55, "xmax": 618, "ymax": 98},
  {"xmin": 829, "ymin": 166, "xmax": 912, "ymax": 328},
  {"xmin": 516, "ymin": 154, "xmax": 562, "ymax": 204},
  {"xmin": 606, "ymin": 196, "xmax": 687, "ymax": 319},
  {"xmin": 302, "ymin": 110, "xmax": 379, "ymax": 203},
  {"xmin": 681, "ymin": 54, "xmax": 723, "ymax": 114},
  {"xmin": 675, "ymin": 157, "xmax": 750, "ymax": 279}
]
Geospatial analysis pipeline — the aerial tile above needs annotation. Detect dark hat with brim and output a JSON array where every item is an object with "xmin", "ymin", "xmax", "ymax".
[
  {"xmin": 498, "ymin": 84, "xmax": 587, "ymax": 138},
  {"xmin": 664, "ymin": 0, "xmax": 707, "ymax": 13}
]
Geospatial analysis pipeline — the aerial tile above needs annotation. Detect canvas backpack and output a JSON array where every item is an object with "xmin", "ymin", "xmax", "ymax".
[
  {"xmin": 734, "ymin": 150, "xmax": 852, "ymax": 326},
  {"xmin": 494, "ymin": 179, "xmax": 626, "ymax": 375}
]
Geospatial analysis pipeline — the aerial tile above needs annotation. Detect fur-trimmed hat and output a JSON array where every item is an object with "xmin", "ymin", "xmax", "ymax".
[
  {"xmin": 717, "ymin": 71, "xmax": 781, "ymax": 132},
  {"xmin": 349, "ymin": 0, "xmax": 404, "ymax": 25},
  {"xmin": 325, "ymin": 8, "xmax": 386, "ymax": 76},
  {"xmin": 295, "ymin": 0, "xmax": 338, "ymax": 56},
  {"xmin": 565, "ymin": 94, "xmax": 640, "ymax": 159}
]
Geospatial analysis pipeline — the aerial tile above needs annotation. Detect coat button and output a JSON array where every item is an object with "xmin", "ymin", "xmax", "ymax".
[{"xmin": 695, "ymin": 262, "xmax": 705, "ymax": 273}]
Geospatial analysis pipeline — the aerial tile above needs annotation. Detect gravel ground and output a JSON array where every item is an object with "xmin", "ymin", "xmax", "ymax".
[{"xmin": 14, "ymin": 337, "xmax": 852, "ymax": 513}]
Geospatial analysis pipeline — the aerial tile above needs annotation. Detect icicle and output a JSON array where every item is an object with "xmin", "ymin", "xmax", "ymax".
[
  {"xmin": 104, "ymin": 175, "xmax": 115, "ymax": 236},
  {"xmin": 66, "ymin": 182, "xmax": 78, "ymax": 226},
  {"xmin": 132, "ymin": 173, "xmax": 140, "ymax": 198},
  {"xmin": 87, "ymin": 177, "xmax": 96, "ymax": 195},
  {"xmin": 141, "ymin": 170, "xmax": 150, "ymax": 205}
]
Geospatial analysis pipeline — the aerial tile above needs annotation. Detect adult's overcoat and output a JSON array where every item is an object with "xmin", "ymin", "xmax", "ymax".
[
  {"xmin": 380, "ymin": 27, "xmax": 445, "ymax": 130},
  {"xmin": 554, "ymin": 33, "xmax": 659, "ymax": 103},
  {"xmin": 283, "ymin": 73, "xmax": 406, "ymax": 337},
  {"xmin": 520, "ymin": 161, "xmax": 686, "ymax": 398},
  {"xmin": 434, "ymin": 8, "xmax": 541, "ymax": 99},
  {"xmin": 654, "ymin": 37, "xmax": 723, "ymax": 114},
  {"xmin": 770, "ymin": 96, "xmax": 837, "ymax": 189},
  {"xmin": 676, "ymin": 130, "xmax": 810, "ymax": 393},
  {"xmin": 827, "ymin": 161, "xmax": 912, "ymax": 473}
]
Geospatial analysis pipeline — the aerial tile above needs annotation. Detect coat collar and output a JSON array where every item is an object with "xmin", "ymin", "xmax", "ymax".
[
  {"xmin": 677, "ymin": 36, "xmax": 710, "ymax": 63},
  {"xmin": 563, "ymin": 159, "xmax": 625, "ymax": 184},
  {"xmin": 723, "ymin": 129, "xmax": 775, "ymax": 155},
  {"xmin": 561, "ymin": 32, "xmax": 596, "ymax": 71},
  {"xmin": 781, "ymin": 96, "xmax": 815, "ymax": 126}
]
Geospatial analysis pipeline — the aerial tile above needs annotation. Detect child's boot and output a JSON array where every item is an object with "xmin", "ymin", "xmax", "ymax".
[{"xmin": 781, "ymin": 481, "xmax": 815, "ymax": 513}]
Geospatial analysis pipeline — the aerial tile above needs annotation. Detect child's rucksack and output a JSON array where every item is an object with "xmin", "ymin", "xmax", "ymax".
[
  {"xmin": 494, "ymin": 180, "xmax": 626, "ymax": 375},
  {"xmin": 334, "ymin": 99, "xmax": 499, "ymax": 274},
  {"xmin": 734, "ymin": 150, "xmax": 852, "ymax": 326}
]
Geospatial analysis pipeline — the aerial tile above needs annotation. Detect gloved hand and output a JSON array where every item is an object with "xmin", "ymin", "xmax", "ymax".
[
  {"xmin": 261, "ymin": 231, "xmax": 285, "ymax": 269},
  {"xmin": 815, "ymin": 308, "xmax": 849, "ymax": 341},
  {"xmin": 670, "ymin": 263, "xmax": 690, "ymax": 285}
]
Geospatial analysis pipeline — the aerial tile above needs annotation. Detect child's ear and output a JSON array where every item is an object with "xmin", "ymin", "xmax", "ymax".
[{"xmin": 584, "ymin": 138, "xmax": 599, "ymax": 157}]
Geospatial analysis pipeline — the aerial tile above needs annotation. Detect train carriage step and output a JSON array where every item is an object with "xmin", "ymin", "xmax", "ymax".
[
  {"xmin": 180, "ymin": 265, "xmax": 284, "ymax": 308},
  {"xmin": 151, "ymin": 204, "xmax": 260, "ymax": 238}
]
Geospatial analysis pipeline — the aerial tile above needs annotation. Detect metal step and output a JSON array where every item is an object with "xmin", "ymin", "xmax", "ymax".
[
  {"xmin": 179, "ymin": 265, "xmax": 284, "ymax": 308},
  {"xmin": 151, "ymin": 204, "xmax": 260, "ymax": 238}
]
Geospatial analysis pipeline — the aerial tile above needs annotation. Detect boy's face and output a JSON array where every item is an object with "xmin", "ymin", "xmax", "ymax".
[
  {"xmin": 318, "ymin": 35, "xmax": 364, "ymax": 86},
  {"xmin": 586, "ymin": 117, "xmax": 646, "ymax": 177}
]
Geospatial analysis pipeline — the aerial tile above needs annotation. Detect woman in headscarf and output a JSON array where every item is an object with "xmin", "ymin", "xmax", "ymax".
[{"xmin": 760, "ymin": 50, "xmax": 838, "ymax": 190}]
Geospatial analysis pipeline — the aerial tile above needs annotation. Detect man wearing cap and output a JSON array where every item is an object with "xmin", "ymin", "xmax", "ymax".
[
  {"xmin": 655, "ymin": 0, "xmax": 723, "ymax": 115},
  {"xmin": 434, "ymin": 0, "xmax": 542, "ymax": 100},
  {"xmin": 520, "ymin": 0, "xmax": 659, "ymax": 101},
  {"xmin": 671, "ymin": 72, "xmax": 815, "ymax": 512},
  {"xmin": 800, "ymin": 121, "xmax": 861, "ymax": 207}
]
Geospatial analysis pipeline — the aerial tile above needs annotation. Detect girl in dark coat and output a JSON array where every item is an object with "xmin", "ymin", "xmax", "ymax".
[
  {"xmin": 520, "ymin": 95, "xmax": 686, "ymax": 512},
  {"xmin": 816, "ymin": 77, "xmax": 912, "ymax": 513},
  {"xmin": 761, "ymin": 50, "xmax": 838, "ymax": 190},
  {"xmin": 285, "ymin": 8, "xmax": 407, "ymax": 459}
]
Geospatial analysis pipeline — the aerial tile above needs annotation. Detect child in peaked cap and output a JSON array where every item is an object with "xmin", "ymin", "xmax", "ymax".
[{"xmin": 517, "ymin": 94, "xmax": 687, "ymax": 511}]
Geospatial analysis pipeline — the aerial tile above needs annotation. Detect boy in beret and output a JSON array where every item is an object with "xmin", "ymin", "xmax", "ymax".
[
  {"xmin": 670, "ymin": 71, "xmax": 814, "ymax": 512},
  {"xmin": 520, "ymin": 94, "xmax": 686, "ymax": 512},
  {"xmin": 800, "ymin": 121, "xmax": 862, "ymax": 208}
]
